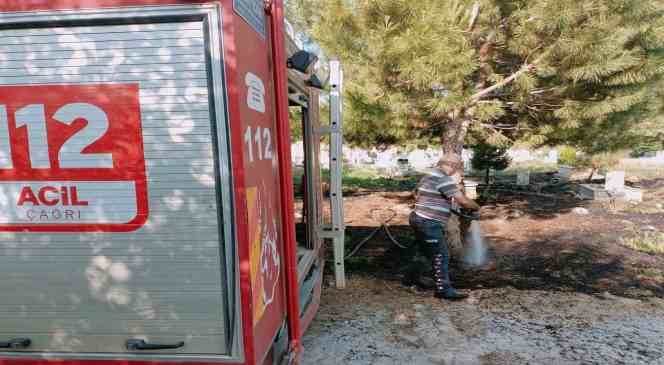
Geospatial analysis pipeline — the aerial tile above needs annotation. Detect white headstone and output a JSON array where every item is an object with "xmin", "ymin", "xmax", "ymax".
[
  {"xmin": 408, "ymin": 149, "xmax": 434, "ymax": 170},
  {"xmin": 464, "ymin": 180, "xmax": 479, "ymax": 200},
  {"xmin": 623, "ymin": 187, "xmax": 643, "ymax": 202},
  {"xmin": 605, "ymin": 171, "xmax": 625, "ymax": 193},
  {"xmin": 319, "ymin": 145, "xmax": 330, "ymax": 166},
  {"xmin": 517, "ymin": 171, "xmax": 530, "ymax": 186},
  {"xmin": 656, "ymin": 151, "xmax": 664, "ymax": 163},
  {"xmin": 462, "ymin": 149, "xmax": 474, "ymax": 172},
  {"xmin": 508, "ymin": 149, "xmax": 534, "ymax": 163},
  {"xmin": 291, "ymin": 141, "xmax": 305, "ymax": 166}
]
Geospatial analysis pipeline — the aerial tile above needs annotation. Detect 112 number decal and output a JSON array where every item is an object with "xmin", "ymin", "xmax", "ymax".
[
  {"xmin": 0, "ymin": 103, "xmax": 112, "ymax": 169},
  {"xmin": 244, "ymin": 126, "xmax": 273, "ymax": 163}
]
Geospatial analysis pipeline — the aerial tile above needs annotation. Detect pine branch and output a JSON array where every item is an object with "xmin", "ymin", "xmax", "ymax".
[
  {"xmin": 470, "ymin": 52, "xmax": 547, "ymax": 103},
  {"xmin": 466, "ymin": 2, "xmax": 480, "ymax": 32},
  {"xmin": 479, "ymin": 123, "xmax": 520, "ymax": 130}
]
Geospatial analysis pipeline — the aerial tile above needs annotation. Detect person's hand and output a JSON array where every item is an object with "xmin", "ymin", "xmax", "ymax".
[{"xmin": 455, "ymin": 194, "xmax": 481, "ymax": 212}]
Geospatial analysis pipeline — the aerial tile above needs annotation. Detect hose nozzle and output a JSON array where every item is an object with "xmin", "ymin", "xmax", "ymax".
[{"xmin": 451, "ymin": 208, "xmax": 480, "ymax": 221}]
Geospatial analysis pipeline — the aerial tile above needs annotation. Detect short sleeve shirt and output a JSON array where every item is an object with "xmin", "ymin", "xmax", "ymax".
[{"xmin": 413, "ymin": 168, "xmax": 460, "ymax": 223}]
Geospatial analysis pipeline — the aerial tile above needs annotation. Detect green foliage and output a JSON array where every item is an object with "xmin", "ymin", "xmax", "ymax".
[
  {"xmin": 558, "ymin": 146, "xmax": 578, "ymax": 166},
  {"xmin": 587, "ymin": 151, "xmax": 625, "ymax": 170},
  {"xmin": 471, "ymin": 142, "xmax": 511, "ymax": 172},
  {"xmin": 504, "ymin": 161, "xmax": 558, "ymax": 174},
  {"xmin": 289, "ymin": 107, "xmax": 304, "ymax": 141},
  {"xmin": 622, "ymin": 229, "xmax": 664, "ymax": 256},
  {"xmin": 292, "ymin": 166, "xmax": 418, "ymax": 194},
  {"xmin": 630, "ymin": 140, "xmax": 663, "ymax": 157},
  {"xmin": 340, "ymin": 170, "xmax": 419, "ymax": 192},
  {"xmin": 288, "ymin": 0, "xmax": 664, "ymax": 155}
]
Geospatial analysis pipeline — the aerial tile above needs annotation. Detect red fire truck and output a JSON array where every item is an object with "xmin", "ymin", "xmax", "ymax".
[{"xmin": 0, "ymin": 1, "xmax": 344, "ymax": 364}]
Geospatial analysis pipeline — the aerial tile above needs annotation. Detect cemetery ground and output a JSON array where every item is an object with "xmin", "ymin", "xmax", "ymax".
[{"xmin": 301, "ymin": 164, "xmax": 664, "ymax": 365}]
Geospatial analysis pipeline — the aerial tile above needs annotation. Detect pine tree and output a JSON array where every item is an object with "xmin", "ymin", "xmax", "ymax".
[
  {"xmin": 288, "ymin": 0, "xmax": 664, "ymax": 160},
  {"xmin": 471, "ymin": 142, "xmax": 511, "ymax": 184}
]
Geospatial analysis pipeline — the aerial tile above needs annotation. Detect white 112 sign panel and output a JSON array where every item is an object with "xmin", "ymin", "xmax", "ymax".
[{"xmin": 0, "ymin": 84, "xmax": 148, "ymax": 232}]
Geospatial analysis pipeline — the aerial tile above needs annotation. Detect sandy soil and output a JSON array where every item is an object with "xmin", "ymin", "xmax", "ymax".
[
  {"xmin": 301, "ymin": 179, "xmax": 664, "ymax": 364},
  {"xmin": 303, "ymin": 277, "xmax": 664, "ymax": 365}
]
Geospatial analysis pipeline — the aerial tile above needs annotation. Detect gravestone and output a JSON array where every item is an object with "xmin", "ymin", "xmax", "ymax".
[
  {"xmin": 605, "ymin": 171, "xmax": 625, "ymax": 193},
  {"xmin": 408, "ymin": 149, "xmax": 436, "ymax": 170},
  {"xmin": 576, "ymin": 184, "xmax": 612, "ymax": 200},
  {"xmin": 557, "ymin": 166, "xmax": 573, "ymax": 182},
  {"xmin": 462, "ymin": 149, "xmax": 474, "ymax": 173},
  {"xmin": 291, "ymin": 141, "xmax": 305, "ymax": 166},
  {"xmin": 508, "ymin": 149, "xmax": 534, "ymax": 163},
  {"xmin": 394, "ymin": 156, "xmax": 413, "ymax": 176},
  {"xmin": 517, "ymin": 171, "xmax": 530, "ymax": 186},
  {"xmin": 374, "ymin": 148, "xmax": 397, "ymax": 170},
  {"xmin": 623, "ymin": 187, "xmax": 643, "ymax": 202},
  {"xmin": 464, "ymin": 180, "xmax": 479, "ymax": 200}
]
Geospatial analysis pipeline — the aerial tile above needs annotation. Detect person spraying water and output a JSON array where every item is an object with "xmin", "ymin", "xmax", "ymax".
[
  {"xmin": 450, "ymin": 207, "xmax": 488, "ymax": 267},
  {"xmin": 407, "ymin": 155, "xmax": 481, "ymax": 301}
]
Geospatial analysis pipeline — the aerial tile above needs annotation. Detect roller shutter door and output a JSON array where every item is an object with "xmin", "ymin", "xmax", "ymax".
[{"xmin": 0, "ymin": 14, "xmax": 231, "ymax": 357}]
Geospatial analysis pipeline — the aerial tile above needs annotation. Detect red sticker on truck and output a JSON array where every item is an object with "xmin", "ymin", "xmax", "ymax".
[{"xmin": 0, "ymin": 84, "xmax": 147, "ymax": 232}]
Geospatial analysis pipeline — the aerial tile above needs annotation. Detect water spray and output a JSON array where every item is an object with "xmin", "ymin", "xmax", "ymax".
[{"xmin": 451, "ymin": 208, "xmax": 488, "ymax": 268}]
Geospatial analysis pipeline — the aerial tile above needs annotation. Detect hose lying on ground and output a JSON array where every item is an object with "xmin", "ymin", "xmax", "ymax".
[{"xmin": 345, "ymin": 208, "xmax": 411, "ymax": 260}]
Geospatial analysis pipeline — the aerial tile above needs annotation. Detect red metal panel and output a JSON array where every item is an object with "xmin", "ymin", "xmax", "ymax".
[
  {"xmin": 267, "ymin": 0, "xmax": 303, "ymax": 361},
  {"xmin": 233, "ymin": 7, "xmax": 287, "ymax": 365},
  {"xmin": 221, "ymin": 2, "xmax": 257, "ymax": 365}
]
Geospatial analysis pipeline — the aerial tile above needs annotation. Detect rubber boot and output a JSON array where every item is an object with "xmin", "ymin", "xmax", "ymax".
[
  {"xmin": 432, "ymin": 254, "xmax": 467, "ymax": 301},
  {"xmin": 402, "ymin": 254, "xmax": 436, "ymax": 289},
  {"xmin": 402, "ymin": 272, "xmax": 436, "ymax": 290}
]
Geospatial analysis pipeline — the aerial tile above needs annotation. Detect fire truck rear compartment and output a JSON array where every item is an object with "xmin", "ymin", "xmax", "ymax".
[{"xmin": 0, "ymin": 6, "xmax": 234, "ymax": 359}]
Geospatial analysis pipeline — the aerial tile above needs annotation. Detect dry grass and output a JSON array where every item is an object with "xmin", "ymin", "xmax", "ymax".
[
  {"xmin": 636, "ymin": 267, "xmax": 664, "ymax": 282},
  {"xmin": 504, "ymin": 161, "xmax": 559, "ymax": 174},
  {"xmin": 498, "ymin": 159, "xmax": 664, "ymax": 179},
  {"xmin": 619, "ymin": 203, "xmax": 664, "ymax": 214},
  {"xmin": 622, "ymin": 230, "xmax": 664, "ymax": 256},
  {"xmin": 618, "ymin": 162, "xmax": 664, "ymax": 180}
]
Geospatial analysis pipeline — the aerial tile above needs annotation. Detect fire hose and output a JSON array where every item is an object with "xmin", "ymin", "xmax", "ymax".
[
  {"xmin": 345, "ymin": 208, "xmax": 409, "ymax": 260},
  {"xmin": 344, "ymin": 207, "xmax": 480, "ymax": 260}
]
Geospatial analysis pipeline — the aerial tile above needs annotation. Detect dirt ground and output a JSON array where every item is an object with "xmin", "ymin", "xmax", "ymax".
[{"xmin": 301, "ymin": 177, "xmax": 664, "ymax": 365}]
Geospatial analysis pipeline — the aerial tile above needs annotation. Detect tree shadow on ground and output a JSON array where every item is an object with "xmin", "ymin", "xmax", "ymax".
[
  {"xmin": 338, "ymin": 225, "xmax": 664, "ymax": 299},
  {"xmin": 479, "ymin": 190, "xmax": 589, "ymax": 221}
]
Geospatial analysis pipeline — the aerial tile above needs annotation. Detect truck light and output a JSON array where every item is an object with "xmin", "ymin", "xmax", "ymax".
[{"xmin": 287, "ymin": 50, "xmax": 318, "ymax": 74}]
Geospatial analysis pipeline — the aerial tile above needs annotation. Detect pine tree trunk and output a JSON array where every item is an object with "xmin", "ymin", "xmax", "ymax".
[
  {"xmin": 441, "ymin": 116, "xmax": 470, "ymax": 182},
  {"xmin": 442, "ymin": 116, "xmax": 468, "ymax": 161},
  {"xmin": 442, "ymin": 114, "xmax": 471, "ymax": 256}
]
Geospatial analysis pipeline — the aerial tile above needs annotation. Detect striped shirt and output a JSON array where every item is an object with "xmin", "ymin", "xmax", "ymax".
[{"xmin": 414, "ymin": 168, "xmax": 461, "ymax": 223}]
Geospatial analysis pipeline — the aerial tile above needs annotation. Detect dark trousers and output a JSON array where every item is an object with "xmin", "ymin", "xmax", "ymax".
[{"xmin": 408, "ymin": 212, "xmax": 451, "ymax": 286}]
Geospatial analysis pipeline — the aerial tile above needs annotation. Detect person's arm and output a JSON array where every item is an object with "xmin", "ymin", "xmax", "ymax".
[
  {"xmin": 453, "ymin": 193, "xmax": 480, "ymax": 211},
  {"xmin": 437, "ymin": 177, "xmax": 480, "ymax": 212}
]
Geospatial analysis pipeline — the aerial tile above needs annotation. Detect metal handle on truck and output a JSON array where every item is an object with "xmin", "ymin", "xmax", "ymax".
[
  {"xmin": 0, "ymin": 338, "xmax": 31, "ymax": 349},
  {"xmin": 126, "ymin": 339, "xmax": 185, "ymax": 351}
]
